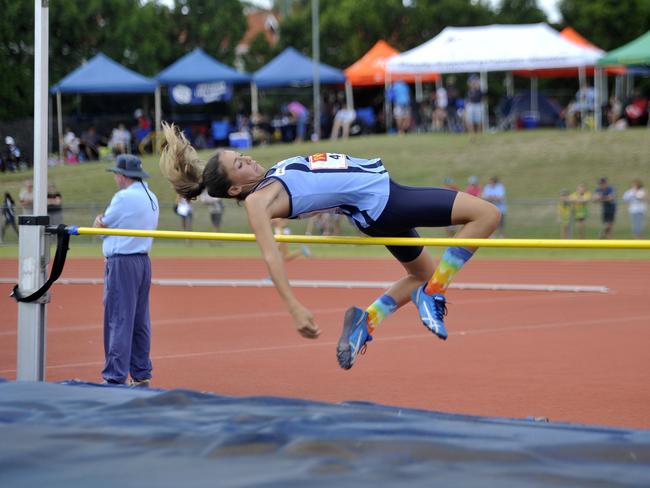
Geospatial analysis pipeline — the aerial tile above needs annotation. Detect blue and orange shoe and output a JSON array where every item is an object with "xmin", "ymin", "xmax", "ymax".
[
  {"xmin": 411, "ymin": 285, "xmax": 448, "ymax": 340},
  {"xmin": 336, "ymin": 306, "xmax": 373, "ymax": 370}
]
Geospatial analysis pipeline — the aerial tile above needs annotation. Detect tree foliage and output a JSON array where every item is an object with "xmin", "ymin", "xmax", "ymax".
[
  {"xmin": 558, "ymin": 0, "xmax": 650, "ymax": 51},
  {"xmin": 2, "ymin": 0, "xmax": 649, "ymax": 121}
]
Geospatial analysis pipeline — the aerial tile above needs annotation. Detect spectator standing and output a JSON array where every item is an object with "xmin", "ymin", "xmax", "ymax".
[
  {"xmin": 389, "ymin": 80, "xmax": 411, "ymax": 134},
  {"xmin": 2, "ymin": 136, "xmax": 23, "ymax": 171},
  {"xmin": 465, "ymin": 75, "xmax": 485, "ymax": 134},
  {"xmin": 47, "ymin": 184, "xmax": 63, "ymax": 226},
  {"xmin": 92, "ymin": 154, "xmax": 159, "ymax": 386},
  {"xmin": 445, "ymin": 76, "xmax": 462, "ymax": 132},
  {"xmin": 330, "ymin": 106, "xmax": 356, "ymax": 140},
  {"xmin": 569, "ymin": 183, "xmax": 591, "ymax": 239},
  {"xmin": 175, "ymin": 195, "xmax": 193, "ymax": 237},
  {"xmin": 18, "ymin": 180, "xmax": 33, "ymax": 214},
  {"xmin": 272, "ymin": 218, "xmax": 311, "ymax": 261},
  {"xmin": 199, "ymin": 190, "xmax": 225, "ymax": 234},
  {"xmin": 432, "ymin": 83, "xmax": 448, "ymax": 131},
  {"xmin": 287, "ymin": 101, "xmax": 309, "ymax": 142},
  {"xmin": 482, "ymin": 176, "xmax": 507, "ymax": 237},
  {"xmin": 464, "ymin": 175, "xmax": 482, "ymax": 197},
  {"xmin": 622, "ymin": 179, "xmax": 647, "ymax": 239},
  {"xmin": 1, "ymin": 192, "xmax": 19, "ymax": 243},
  {"xmin": 593, "ymin": 177, "xmax": 617, "ymax": 239}
]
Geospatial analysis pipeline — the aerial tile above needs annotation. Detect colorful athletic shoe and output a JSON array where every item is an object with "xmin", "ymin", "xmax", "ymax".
[
  {"xmin": 411, "ymin": 285, "xmax": 448, "ymax": 340},
  {"xmin": 336, "ymin": 306, "xmax": 373, "ymax": 370}
]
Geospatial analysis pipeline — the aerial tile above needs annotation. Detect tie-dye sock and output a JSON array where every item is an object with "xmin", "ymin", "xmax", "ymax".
[
  {"xmin": 366, "ymin": 294, "xmax": 398, "ymax": 333},
  {"xmin": 424, "ymin": 246, "xmax": 474, "ymax": 295}
]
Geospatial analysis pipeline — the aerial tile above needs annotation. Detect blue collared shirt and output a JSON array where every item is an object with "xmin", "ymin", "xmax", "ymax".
[{"xmin": 101, "ymin": 181, "xmax": 159, "ymax": 257}]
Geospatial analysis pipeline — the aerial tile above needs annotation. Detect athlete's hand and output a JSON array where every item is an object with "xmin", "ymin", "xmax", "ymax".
[{"xmin": 290, "ymin": 302, "xmax": 321, "ymax": 339}]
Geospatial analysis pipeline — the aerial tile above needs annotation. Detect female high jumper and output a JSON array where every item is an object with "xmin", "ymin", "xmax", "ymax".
[{"xmin": 159, "ymin": 122, "xmax": 500, "ymax": 370}]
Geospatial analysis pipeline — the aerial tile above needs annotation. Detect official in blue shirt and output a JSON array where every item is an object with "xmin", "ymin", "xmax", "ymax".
[{"xmin": 94, "ymin": 155, "xmax": 159, "ymax": 386}]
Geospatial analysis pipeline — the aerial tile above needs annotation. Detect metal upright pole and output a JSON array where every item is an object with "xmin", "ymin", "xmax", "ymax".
[
  {"xmin": 311, "ymin": 0, "xmax": 321, "ymax": 141},
  {"xmin": 17, "ymin": 0, "xmax": 50, "ymax": 381},
  {"xmin": 154, "ymin": 85, "xmax": 161, "ymax": 153}
]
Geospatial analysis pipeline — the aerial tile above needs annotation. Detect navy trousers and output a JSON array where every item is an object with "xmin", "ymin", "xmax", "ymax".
[{"xmin": 102, "ymin": 254, "xmax": 152, "ymax": 383}]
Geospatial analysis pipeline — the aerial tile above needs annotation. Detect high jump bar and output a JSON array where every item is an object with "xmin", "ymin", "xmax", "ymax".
[{"xmin": 66, "ymin": 226, "xmax": 650, "ymax": 250}]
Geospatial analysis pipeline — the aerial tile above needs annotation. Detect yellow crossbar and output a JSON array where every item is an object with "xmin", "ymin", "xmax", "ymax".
[{"xmin": 70, "ymin": 227, "xmax": 650, "ymax": 249}]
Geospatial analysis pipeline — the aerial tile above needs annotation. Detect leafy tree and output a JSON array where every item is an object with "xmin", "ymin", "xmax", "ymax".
[
  {"xmin": 495, "ymin": 0, "xmax": 547, "ymax": 24},
  {"xmin": 558, "ymin": 0, "xmax": 650, "ymax": 50},
  {"xmin": 171, "ymin": 0, "xmax": 247, "ymax": 65}
]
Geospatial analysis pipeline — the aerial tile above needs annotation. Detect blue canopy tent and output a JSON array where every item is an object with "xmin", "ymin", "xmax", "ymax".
[
  {"xmin": 155, "ymin": 48, "xmax": 251, "ymax": 145},
  {"xmin": 50, "ymin": 53, "xmax": 158, "ymax": 160},
  {"xmin": 156, "ymin": 47, "xmax": 250, "ymax": 86},
  {"xmin": 252, "ymin": 47, "xmax": 349, "ymax": 139},
  {"xmin": 253, "ymin": 47, "xmax": 346, "ymax": 88}
]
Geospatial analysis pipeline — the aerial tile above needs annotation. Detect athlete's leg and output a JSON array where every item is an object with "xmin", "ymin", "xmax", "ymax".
[
  {"xmin": 416, "ymin": 192, "xmax": 500, "ymax": 338},
  {"xmin": 366, "ymin": 250, "xmax": 433, "ymax": 334}
]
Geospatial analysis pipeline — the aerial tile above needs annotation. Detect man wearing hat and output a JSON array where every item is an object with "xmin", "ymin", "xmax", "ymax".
[{"xmin": 93, "ymin": 154, "xmax": 159, "ymax": 386}]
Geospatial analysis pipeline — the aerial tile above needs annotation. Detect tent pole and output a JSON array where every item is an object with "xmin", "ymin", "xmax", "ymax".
[
  {"xmin": 480, "ymin": 71, "xmax": 488, "ymax": 133},
  {"xmin": 578, "ymin": 66, "xmax": 586, "ymax": 129},
  {"xmin": 56, "ymin": 90, "xmax": 63, "ymax": 164},
  {"xmin": 594, "ymin": 68, "xmax": 602, "ymax": 131},
  {"xmin": 531, "ymin": 76, "xmax": 538, "ymax": 121},
  {"xmin": 345, "ymin": 80, "xmax": 354, "ymax": 111},
  {"xmin": 311, "ymin": 0, "xmax": 321, "ymax": 141},
  {"xmin": 506, "ymin": 72, "xmax": 514, "ymax": 97},
  {"xmin": 251, "ymin": 82, "xmax": 259, "ymax": 118},
  {"xmin": 154, "ymin": 85, "xmax": 161, "ymax": 154},
  {"xmin": 385, "ymin": 71, "xmax": 392, "ymax": 133},
  {"xmin": 415, "ymin": 76, "xmax": 423, "ymax": 102}
]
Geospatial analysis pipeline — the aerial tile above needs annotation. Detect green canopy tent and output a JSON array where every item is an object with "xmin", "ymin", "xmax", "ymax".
[{"xmin": 597, "ymin": 30, "xmax": 650, "ymax": 66}]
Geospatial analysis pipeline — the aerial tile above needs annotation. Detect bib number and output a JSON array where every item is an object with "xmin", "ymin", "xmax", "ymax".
[{"xmin": 308, "ymin": 153, "xmax": 347, "ymax": 170}]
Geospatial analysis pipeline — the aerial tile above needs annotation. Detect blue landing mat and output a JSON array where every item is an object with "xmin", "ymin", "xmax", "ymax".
[{"xmin": 0, "ymin": 380, "xmax": 649, "ymax": 487}]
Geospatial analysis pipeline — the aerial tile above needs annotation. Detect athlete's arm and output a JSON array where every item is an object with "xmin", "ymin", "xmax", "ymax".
[{"xmin": 244, "ymin": 183, "xmax": 320, "ymax": 339}]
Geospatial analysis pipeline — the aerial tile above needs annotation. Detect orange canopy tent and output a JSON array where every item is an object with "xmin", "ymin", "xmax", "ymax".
[
  {"xmin": 345, "ymin": 40, "xmax": 439, "ymax": 86},
  {"xmin": 515, "ymin": 27, "xmax": 624, "ymax": 77}
]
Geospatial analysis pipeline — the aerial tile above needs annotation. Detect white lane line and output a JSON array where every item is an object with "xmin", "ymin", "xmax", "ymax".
[{"xmin": 0, "ymin": 277, "xmax": 609, "ymax": 293}]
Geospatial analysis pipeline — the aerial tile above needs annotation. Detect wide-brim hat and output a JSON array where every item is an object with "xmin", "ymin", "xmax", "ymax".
[{"xmin": 107, "ymin": 154, "xmax": 150, "ymax": 179}]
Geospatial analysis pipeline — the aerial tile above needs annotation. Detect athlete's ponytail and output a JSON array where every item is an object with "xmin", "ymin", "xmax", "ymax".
[
  {"xmin": 159, "ymin": 121, "xmax": 235, "ymax": 200},
  {"xmin": 159, "ymin": 121, "xmax": 207, "ymax": 199}
]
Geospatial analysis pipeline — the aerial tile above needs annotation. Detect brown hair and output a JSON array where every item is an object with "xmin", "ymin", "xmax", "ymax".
[{"xmin": 159, "ymin": 122, "xmax": 237, "ymax": 200}]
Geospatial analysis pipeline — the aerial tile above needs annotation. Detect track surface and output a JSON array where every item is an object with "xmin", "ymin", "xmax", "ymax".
[{"xmin": 1, "ymin": 257, "xmax": 648, "ymax": 429}]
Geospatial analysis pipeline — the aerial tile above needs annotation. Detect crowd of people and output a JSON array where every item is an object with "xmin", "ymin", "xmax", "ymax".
[{"xmin": 558, "ymin": 177, "xmax": 647, "ymax": 239}]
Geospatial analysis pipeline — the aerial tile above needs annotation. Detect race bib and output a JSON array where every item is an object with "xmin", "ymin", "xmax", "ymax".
[{"xmin": 308, "ymin": 153, "xmax": 347, "ymax": 170}]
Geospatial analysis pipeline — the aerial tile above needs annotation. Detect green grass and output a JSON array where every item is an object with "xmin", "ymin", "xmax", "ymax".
[{"xmin": 1, "ymin": 128, "xmax": 648, "ymax": 259}]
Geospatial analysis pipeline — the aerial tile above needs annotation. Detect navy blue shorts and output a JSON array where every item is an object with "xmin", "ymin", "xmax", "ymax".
[{"xmin": 359, "ymin": 180, "xmax": 458, "ymax": 263}]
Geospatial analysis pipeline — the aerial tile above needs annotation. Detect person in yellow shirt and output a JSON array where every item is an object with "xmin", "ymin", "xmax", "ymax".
[{"xmin": 569, "ymin": 183, "xmax": 591, "ymax": 239}]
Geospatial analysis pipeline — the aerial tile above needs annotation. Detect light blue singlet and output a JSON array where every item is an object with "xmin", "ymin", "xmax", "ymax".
[{"xmin": 253, "ymin": 153, "xmax": 390, "ymax": 228}]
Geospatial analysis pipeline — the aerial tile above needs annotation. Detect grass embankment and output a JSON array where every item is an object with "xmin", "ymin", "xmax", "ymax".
[{"xmin": 1, "ymin": 129, "xmax": 648, "ymax": 259}]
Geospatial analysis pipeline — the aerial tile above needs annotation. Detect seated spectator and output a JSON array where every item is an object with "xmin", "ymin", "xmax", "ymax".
[
  {"xmin": 465, "ymin": 175, "xmax": 481, "ymax": 197},
  {"xmin": 251, "ymin": 113, "xmax": 271, "ymax": 146},
  {"xmin": 79, "ymin": 126, "xmax": 100, "ymax": 161},
  {"xmin": 62, "ymin": 127, "xmax": 80, "ymax": 163},
  {"xmin": 623, "ymin": 89, "xmax": 649, "ymax": 127},
  {"xmin": 47, "ymin": 184, "xmax": 63, "ymax": 226},
  {"xmin": 108, "ymin": 124, "xmax": 131, "ymax": 155}
]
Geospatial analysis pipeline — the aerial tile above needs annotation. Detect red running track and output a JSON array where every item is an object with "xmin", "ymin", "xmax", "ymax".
[{"xmin": 1, "ymin": 257, "xmax": 649, "ymax": 429}]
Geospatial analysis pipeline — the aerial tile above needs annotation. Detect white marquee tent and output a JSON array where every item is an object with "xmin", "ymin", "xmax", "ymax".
[
  {"xmin": 388, "ymin": 24, "xmax": 604, "ymax": 129},
  {"xmin": 387, "ymin": 23, "xmax": 602, "ymax": 74}
]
